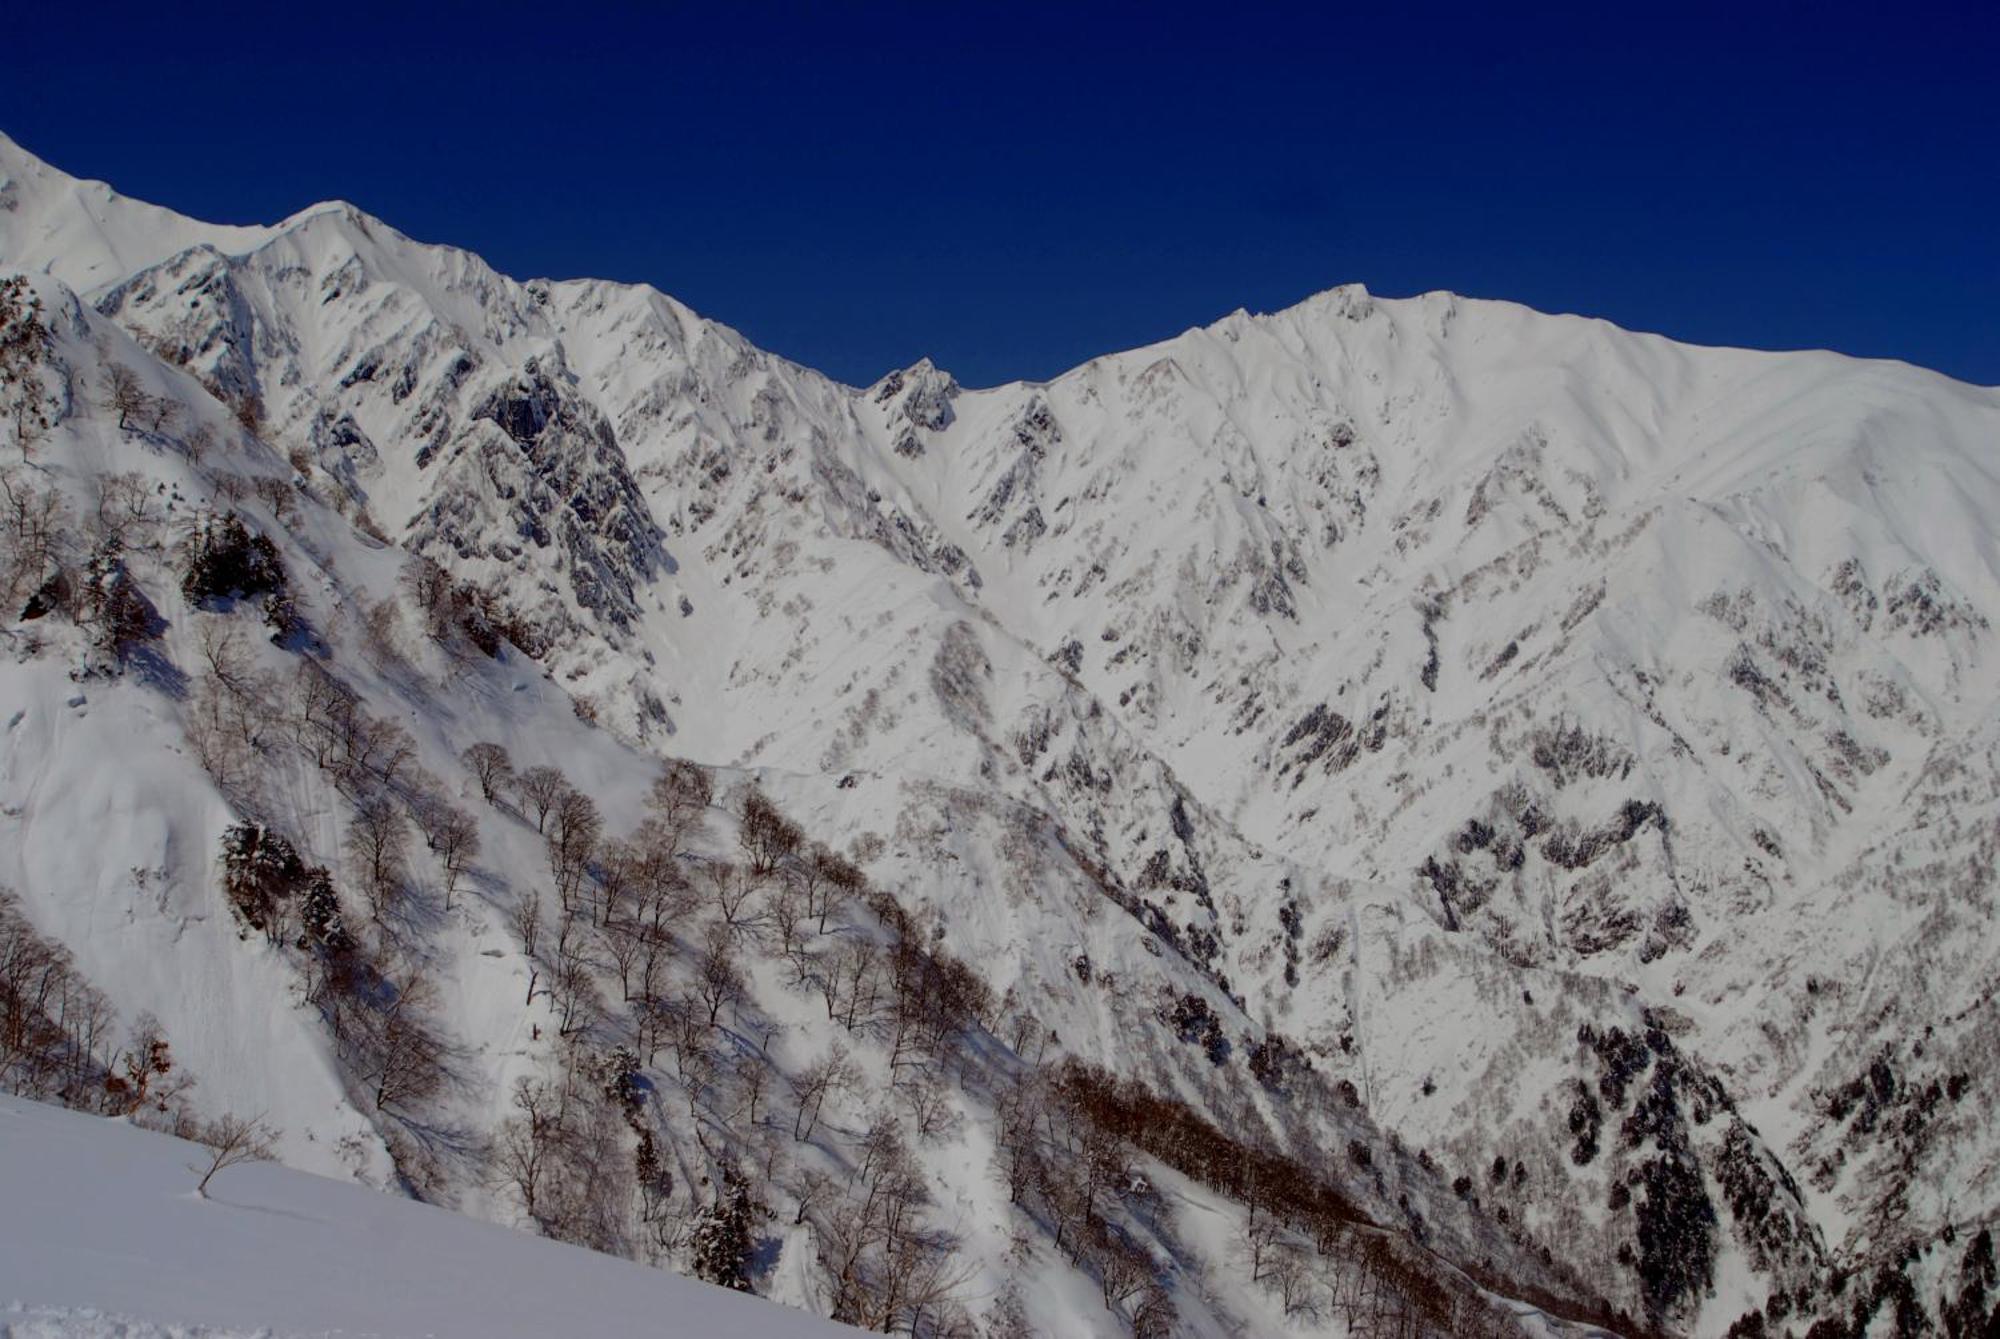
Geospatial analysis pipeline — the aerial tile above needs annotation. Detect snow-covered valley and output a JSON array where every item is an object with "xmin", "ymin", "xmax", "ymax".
[{"xmin": 0, "ymin": 131, "xmax": 1996, "ymax": 1337}]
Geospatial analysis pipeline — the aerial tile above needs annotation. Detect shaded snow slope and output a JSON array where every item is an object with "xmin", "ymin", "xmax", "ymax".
[{"xmin": 0, "ymin": 1094, "xmax": 857, "ymax": 1338}]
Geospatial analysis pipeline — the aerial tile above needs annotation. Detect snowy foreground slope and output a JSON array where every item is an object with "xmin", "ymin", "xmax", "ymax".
[
  {"xmin": 2, "ymin": 129, "xmax": 1998, "ymax": 1338},
  {"xmin": 0, "ymin": 1093, "xmax": 855, "ymax": 1338}
]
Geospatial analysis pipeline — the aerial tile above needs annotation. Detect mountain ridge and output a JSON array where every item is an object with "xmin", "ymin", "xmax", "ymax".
[
  {"xmin": 12, "ymin": 130, "xmax": 1991, "ymax": 398},
  {"xmin": 1, "ymin": 130, "xmax": 1996, "ymax": 1338}
]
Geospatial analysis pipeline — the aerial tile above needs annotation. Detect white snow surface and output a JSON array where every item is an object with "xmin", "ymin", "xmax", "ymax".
[{"xmin": 0, "ymin": 1093, "xmax": 856, "ymax": 1337}]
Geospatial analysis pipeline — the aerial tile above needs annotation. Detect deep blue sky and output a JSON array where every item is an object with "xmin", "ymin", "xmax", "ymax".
[{"xmin": 7, "ymin": 2, "xmax": 1996, "ymax": 387}]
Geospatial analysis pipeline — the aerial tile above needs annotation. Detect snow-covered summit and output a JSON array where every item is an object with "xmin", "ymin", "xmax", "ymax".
[{"xmin": 0, "ymin": 132, "xmax": 284, "ymax": 291}]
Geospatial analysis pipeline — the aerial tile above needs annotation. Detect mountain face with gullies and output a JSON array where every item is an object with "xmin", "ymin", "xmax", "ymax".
[{"xmin": 2, "ymin": 129, "xmax": 1997, "ymax": 1338}]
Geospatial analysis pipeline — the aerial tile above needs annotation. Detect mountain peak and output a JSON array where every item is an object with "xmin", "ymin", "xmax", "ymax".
[{"xmin": 0, "ymin": 130, "xmax": 280, "ymax": 292}]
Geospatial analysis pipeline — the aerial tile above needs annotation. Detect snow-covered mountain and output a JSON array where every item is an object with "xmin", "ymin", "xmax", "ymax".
[{"xmin": 2, "ymin": 131, "xmax": 1996, "ymax": 1338}]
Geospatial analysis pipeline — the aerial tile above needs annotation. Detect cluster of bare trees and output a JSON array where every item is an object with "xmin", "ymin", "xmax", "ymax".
[
  {"xmin": 194, "ymin": 623, "xmax": 480, "ymax": 967},
  {"xmin": 813, "ymin": 1113, "xmax": 970, "ymax": 1333},
  {"xmin": 461, "ymin": 752, "xmax": 716, "ymax": 1053},
  {"xmin": 290, "ymin": 880, "xmax": 449, "ymax": 1125},
  {"xmin": 1031, "ymin": 1060, "xmax": 1539, "ymax": 1339},
  {"xmin": 466, "ymin": 762, "xmax": 987, "ymax": 1325},
  {"xmin": 102, "ymin": 362, "xmax": 182, "ymax": 438},
  {"xmin": 294, "ymin": 660, "xmax": 416, "ymax": 787},
  {"xmin": 0, "ymin": 887, "xmax": 121, "ymax": 1106},
  {"xmin": 189, "ymin": 640, "xmax": 470, "ymax": 1144},
  {"xmin": 187, "ymin": 647, "xmax": 396, "ymax": 803},
  {"xmin": 7, "ymin": 873, "xmax": 284, "ymax": 1198},
  {"xmin": 1, "ymin": 469, "xmax": 168, "ymax": 627},
  {"xmin": 442, "ymin": 752, "xmax": 1046, "ymax": 1330},
  {"xmin": 988, "ymin": 1068, "xmax": 1176, "ymax": 1336},
  {"xmin": 218, "ymin": 809, "xmax": 452, "ymax": 1130},
  {"xmin": 1, "ymin": 469, "xmax": 166, "ymax": 668},
  {"xmin": 0, "ymin": 466, "xmax": 70, "ymax": 611},
  {"xmin": 195, "ymin": 373, "xmax": 264, "ymax": 442},
  {"xmin": 0, "ymin": 887, "xmax": 195, "ymax": 1125},
  {"xmin": 401, "ymin": 555, "xmax": 509, "ymax": 658},
  {"xmin": 0, "ymin": 275, "xmax": 58, "ymax": 462},
  {"xmin": 411, "ymin": 790, "xmax": 480, "ymax": 909},
  {"xmin": 492, "ymin": 1056, "xmax": 643, "ymax": 1256}
]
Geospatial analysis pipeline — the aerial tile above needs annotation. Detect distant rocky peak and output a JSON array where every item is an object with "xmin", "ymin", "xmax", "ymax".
[{"xmin": 871, "ymin": 357, "xmax": 959, "ymax": 457}]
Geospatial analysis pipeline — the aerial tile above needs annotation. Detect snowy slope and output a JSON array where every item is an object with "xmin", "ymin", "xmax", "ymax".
[
  {"xmin": 0, "ymin": 134, "xmax": 278, "ymax": 294},
  {"xmin": 0, "ymin": 1092, "xmax": 856, "ymax": 1338},
  {"xmin": 3, "ymin": 129, "xmax": 1998, "ymax": 1337}
]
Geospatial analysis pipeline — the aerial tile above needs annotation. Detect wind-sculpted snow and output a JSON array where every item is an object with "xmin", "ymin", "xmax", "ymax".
[{"xmin": 3, "ymin": 129, "xmax": 1999, "ymax": 1336}]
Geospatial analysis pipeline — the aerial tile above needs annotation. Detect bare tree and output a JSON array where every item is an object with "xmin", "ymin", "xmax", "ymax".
[
  {"xmin": 1097, "ymin": 1234, "xmax": 1156, "ymax": 1314},
  {"xmin": 360, "ymin": 597, "xmax": 406, "ymax": 667},
  {"xmin": 646, "ymin": 758, "xmax": 713, "ymax": 832},
  {"xmin": 191, "ymin": 1112, "xmax": 278, "ymax": 1197},
  {"xmin": 1270, "ymin": 1238, "xmax": 1319, "ymax": 1319},
  {"xmin": 183, "ymin": 422, "xmax": 215, "ymax": 464},
  {"xmin": 0, "ymin": 467, "xmax": 71, "ymax": 607},
  {"xmin": 634, "ymin": 852, "xmax": 697, "ymax": 943},
  {"xmin": 251, "ymin": 473, "xmax": 295, "ymax": 522},
  {"xmin": 705, "ymin": 860, "xmax": 761, "ymax": 930},
  {"xmin": 430, "ymin": 804, "xmax": 480, "ymax": 909},
  {"xmin": 517, "ymin": 766, "xmax": 566, "ymax": 834},
  {"xmin": 290, "ymin": 659, "xmax": 353, "ymax": 767},
  {"xmin": 332, "ymin": 708, "xmax": 415, "ymax": 795},
  {"xmin": 511, "ymin": 892, "xmax": 545, "ymax": 1004},
  {"xmin": 770, "ymin": 878, "xmax": 807, "ymax": 965},
  {"xmin": 493, "ymin": 1076, "xmax": 566, "ymax": 1228},
  {"xmin": 547, "ymin": 786, "xmax": 602, "ymax": 915},
  {"xmin": 817, "ymin": 1114, "xmax": 964, "ymax": 1330},
  {"xmin": 0, "ymin": 277, "xmax": 56, "ymax": 461},
  {"xmin": 186, "ymin": 675, "xmax": 253, "ymax": 794},
  {"xmin": 371, "ymin": 971, "xmax": 446, "ymax": 1112},
  {"xmin": 551, "ymin": 913, "xmax": 600, "ymax": 1039},
  {"xmin": 103, "ymin": 364, "xmax": 148, "ymax": 432},
  {"xmin": 462, "ymin": 742, "xmax": 514, "ymax": 804},
  {"xmin": 898, "ymin": 1068, "xmax": 957, "ymax": 1142},
  {"xmin": 599, "ymin": 918, "xmax": 645, "ymax": 1002},
  {"xmin": 139, "ymin": 391, "xmax": 180, "ymax": 437},
  {"xmin": 346, "ymin": 792, "xmax": 409, "ymax": 923},
  {"xmin": 789, "ymin": 1165, "xmax": 835, "ymax": 1227},
  {"xmin": 663, "ymin": 997, "xmax": 716, "ymax": 1103},
  {"xmin": 693, "ymin": 921, "xmax": 744, "ymax": 1027},
  {"xmin": 790, "ymin": 1046, "xmax": 855, "ymax": 1142},
  {"xmin": 1242, "ymin": 1208, "xmax": 1283, "ymax": 1283},
  {"xmin": 196, "ymin": 621, "xmax": 276, "ymax": 748},
  {"xmin": 737, "ymin": 786, "xmax": 803, "ymax": 877},
  {"xmin": 401, "ymin": 555, "xmax": 457, "ymax": 642},
  {"xmin": 733, "ymin": 1053, "xmax": 773, "ymax": 1128},
  {"xmin": 594, "ymin": 836, "xmax": 636, "ymax": 928},
  {"xmin": 798, "ymin": 843, "xmax": 865, "ymax": 933},
  {"xmin": 824, "ymin": 936, "xmax": 882, "ymax": 1031},
  {"xmin": 993, "ymin": 1073, "xmax": 1047, "ymax": 1206},
  {"xmin": 92, "ymin": 472, "xmax": 162, "ymax": 550}
]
